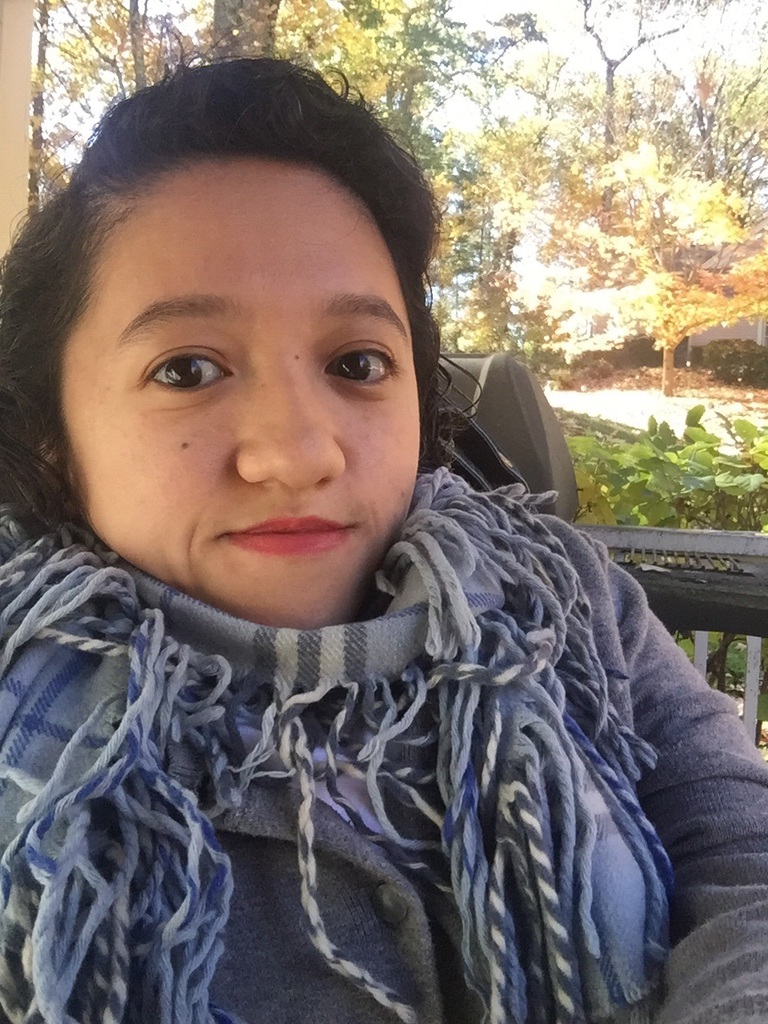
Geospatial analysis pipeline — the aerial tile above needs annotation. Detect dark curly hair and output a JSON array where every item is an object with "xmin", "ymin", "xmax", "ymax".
[{"xmin": 0, "ymin": 57, "xmax": 453, "ymax": 534}]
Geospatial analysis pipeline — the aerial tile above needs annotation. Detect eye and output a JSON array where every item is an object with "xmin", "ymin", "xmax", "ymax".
[
  {"xmin": 150, "ymin": 355, "xmax": 225, "ymax": 390},
  {"xmin": 327, "ymin": 350, "xmax": 392, "ymax": 383}
]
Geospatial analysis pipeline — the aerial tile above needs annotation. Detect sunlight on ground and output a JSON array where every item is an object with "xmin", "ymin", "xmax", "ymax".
[{"xmin": 545, "ymin": 385, "xmax": 768, "ymax": 439}]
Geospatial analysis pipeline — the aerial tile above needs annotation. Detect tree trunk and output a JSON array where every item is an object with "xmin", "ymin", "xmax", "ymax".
[
  {"xmin": 601, "ymin": 60, "xmax": 617, "ymax": 222},
  {"xmin": 212, "ymin": 0, "xmax": 281, "ymax": 57},
  {"xmin": 661, "ymin": 346, "xmax": 676, "ymax": 396},
  {"xmin": 129, "ymin": 0, "xmax": 147, "ymax": 91},
  {"xmin": 29, "ymin": 0, "xmax": 50, "ymax": 212}
]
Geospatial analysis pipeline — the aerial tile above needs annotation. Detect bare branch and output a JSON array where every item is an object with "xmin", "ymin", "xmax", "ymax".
[
  {"xmin": 59, "ymin": 0, "xmax": 127, "ymax": 96},
  {"xmin": 616, "ymin": 24, "xmax": 682, "ymax": 71}
]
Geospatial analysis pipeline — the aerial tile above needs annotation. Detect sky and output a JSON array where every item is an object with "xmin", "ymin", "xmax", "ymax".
[
  {"xmin": 438, "ymin": 0, "xmax": 766, "ymax": 136},
  {"xmin": 453, "ymin": 0, "xmax": 582, "ymax": 36},
  {"xmin": 452, "ymin": 0, "xmax": 763, "ymax": 74}
]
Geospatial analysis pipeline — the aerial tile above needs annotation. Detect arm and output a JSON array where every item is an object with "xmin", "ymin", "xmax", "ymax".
[
  {"xmin": 616, "ymin": 570, "xmax": 768, "ymax": 1023},
  {"xmin": 557, "ymin": 524, "xmax": 768, "ymax": 1023}
]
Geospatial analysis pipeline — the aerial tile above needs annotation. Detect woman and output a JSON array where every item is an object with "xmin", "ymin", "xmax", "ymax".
[{"xmin": 0, "ymin": 58, "xmax": 766, "ymax": 1024}]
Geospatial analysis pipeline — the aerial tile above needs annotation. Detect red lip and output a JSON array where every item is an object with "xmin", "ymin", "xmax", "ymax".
[
  {"xmin": 235, "ymin": 517, "xmax": 347, "ymax": 535},
  {"xmin": 226, "ymin": 517, "xmax": 352, "ymax": 556}
]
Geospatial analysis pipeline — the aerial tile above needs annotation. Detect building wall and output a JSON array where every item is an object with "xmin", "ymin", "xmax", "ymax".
[
  {"xmin": 0, "ymin": 0, "xmax": 34, "ymax": 257},
  {"xmin": 688, "ymin": 318, "xmax": 767, "ymax": 348}
]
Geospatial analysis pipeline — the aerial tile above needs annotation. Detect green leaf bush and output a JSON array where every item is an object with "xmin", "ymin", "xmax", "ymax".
[
  {"xmin": 567, "ymin": 409, "xmax": 768, "ymax": 746},
  {"xmin": 567, "ymin": 405, "xmax": 768, "ymax": 531},
  {"xmin": 702, "ymin": 338, "xmax": 768, "ymax": 387}
]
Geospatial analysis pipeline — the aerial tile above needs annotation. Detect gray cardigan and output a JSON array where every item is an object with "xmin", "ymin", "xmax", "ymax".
[{"xmin": 208, "ymin": 520, "xmax": 768, "ymax": 1023}]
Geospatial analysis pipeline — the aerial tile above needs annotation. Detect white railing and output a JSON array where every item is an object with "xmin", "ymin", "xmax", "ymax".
[{"xmin": 693, "ymin": 630, "xmax": 761, "ymax": 739}]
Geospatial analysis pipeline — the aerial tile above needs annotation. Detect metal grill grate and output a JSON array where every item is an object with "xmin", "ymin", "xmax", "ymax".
[{"xmin": 611, "ymin": 549, "xmax": 748, "ymax": 574}]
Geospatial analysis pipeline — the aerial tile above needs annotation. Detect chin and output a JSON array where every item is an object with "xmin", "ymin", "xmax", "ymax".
[{"xmin": 194, "ymin": 568, "xmax": 366, "ymax": 628}]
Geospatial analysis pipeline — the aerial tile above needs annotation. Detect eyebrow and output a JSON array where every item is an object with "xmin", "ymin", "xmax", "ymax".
[
  {"xmin": 116, "ymin": 291, "xmax": 409, "ymax": 347},
  {"xmin": 117, "ymin": 295, "xmax": 238, "ymax": 347},
  {"xmin": 323, "ymin": 293, "xmax": 409, "ymax": 340}
]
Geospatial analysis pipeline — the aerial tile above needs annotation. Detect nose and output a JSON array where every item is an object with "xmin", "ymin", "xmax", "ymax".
[{"xmin": 233, "ymin": 376, "xmax": 346, "ymax": 490}]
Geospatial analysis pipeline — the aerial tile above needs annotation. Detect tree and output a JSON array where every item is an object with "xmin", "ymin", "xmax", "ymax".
[
  {"xmin": 651, "ymin": 55, "xmax": 768, "ymax": 218},
  {"xmin": 129, "ymin": 0, "xmax": 148, "ymax": 90},
  {"xmin": 29, "ymin": 0, "xmax": 51, "ymax": 210},
  {"xmin": 431, "ymin": 144, "xmax": 519, "ymax": 352},
  {"xmin": 29, "ymin": 0, "xmax": 200, "ymax": 197},
  {"xmin": 579, "ymin": 0, "xmax": 686, "ymax": 220},
  {"xmin": 277, "ymin": 0, "xmax": 541, "ymax": 170},
  {"xmin": 469, "ymin": 0, "xmax": 768, "ymax": 392},
  {"xmin": 519, "ymin": 142, "xmax": 768, "ymax": 394},
  {"xmin": 572, "ymin": 0, "xmax": 765, "ymax": 393},
  {"xmin": 211, "ymin": 0, "xmax": 281, "ymax": 57}
]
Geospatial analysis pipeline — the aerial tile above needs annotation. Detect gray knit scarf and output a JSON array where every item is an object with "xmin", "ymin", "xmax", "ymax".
[{"xmin": 0, "ymin": 469, "xmax": 670, "ymax": 1024}]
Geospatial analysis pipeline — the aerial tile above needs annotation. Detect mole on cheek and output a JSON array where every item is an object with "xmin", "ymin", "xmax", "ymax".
[{"xmin": 181, "ymin": 442, "xmax": 190, "ymax": 450}]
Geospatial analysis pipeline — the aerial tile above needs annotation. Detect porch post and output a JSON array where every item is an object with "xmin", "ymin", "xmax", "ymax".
[{"xmin": 0, "ymin": 0, "xmax": 35, "ymax": 257}]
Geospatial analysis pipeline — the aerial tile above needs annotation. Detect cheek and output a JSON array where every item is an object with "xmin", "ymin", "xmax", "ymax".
[
  {"xmin": 67, "ymin": 405, "xmax": 220, "ymax": 526},
  {"xmin": 365, "ymin": 408, "xmax": 420, "ymax": 516}
]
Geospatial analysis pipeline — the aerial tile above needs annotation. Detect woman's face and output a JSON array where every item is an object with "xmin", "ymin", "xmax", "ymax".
[{"xmin": 61, "ymin": 160, "xmax": 421, "ymax": 628}]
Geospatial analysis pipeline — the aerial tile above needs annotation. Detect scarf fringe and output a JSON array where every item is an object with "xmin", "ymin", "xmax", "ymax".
[{"xmin": 0, "ymin": 472, "xmax": 670, "ymax": 1023}]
